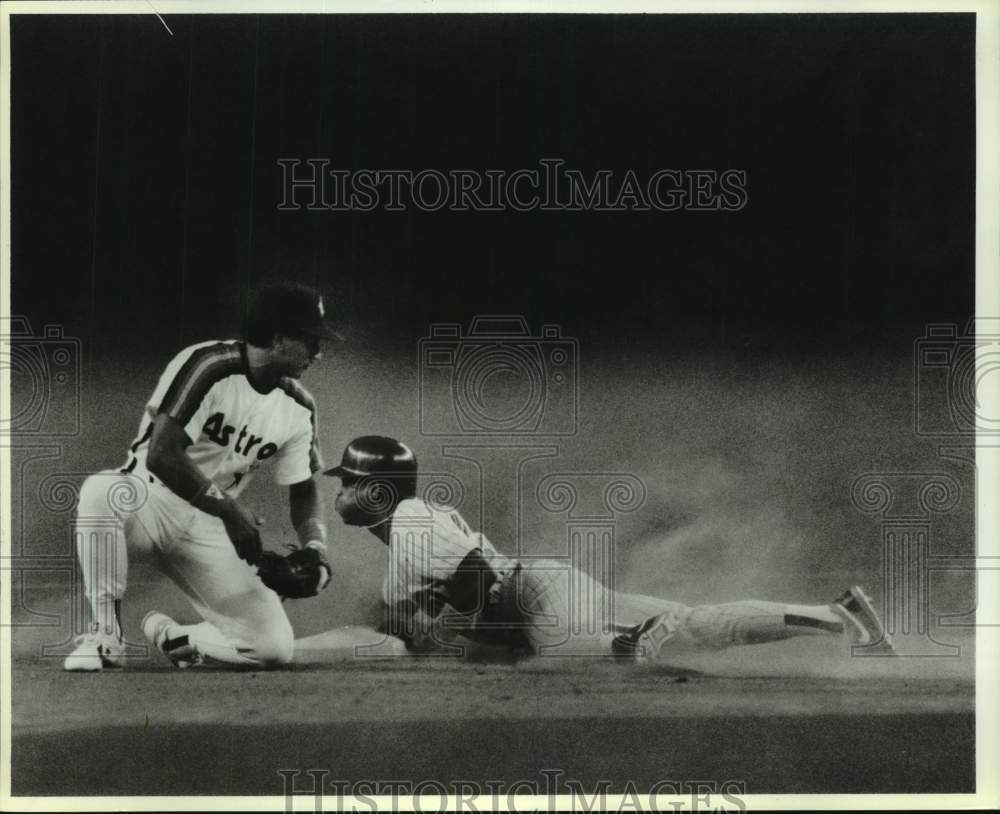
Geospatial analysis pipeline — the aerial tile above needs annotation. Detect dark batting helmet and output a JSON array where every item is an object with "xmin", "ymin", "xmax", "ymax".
[{"xmin": 324, "ymin": 435, "xmax": 418, "ymax": 502}]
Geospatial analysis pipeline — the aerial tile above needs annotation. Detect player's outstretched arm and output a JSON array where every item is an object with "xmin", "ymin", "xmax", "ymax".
[
  {"xmin": 146, "ymin": 413, "xmax": 263, "ymax": 564},
  {"xmin": 288, "ymin": 478, "xmax": 327, "ymax": 550},
  {"xmin": 252, "ymin": 478, "xmax": 332, "ymax": 599}
]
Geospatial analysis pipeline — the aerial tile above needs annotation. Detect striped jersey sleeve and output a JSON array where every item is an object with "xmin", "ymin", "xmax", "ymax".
[
  {"xmin": 157, "ymin": 342, "xmax": 243, "ymax": 429},
  {"xmin": 273, "ymin": 378, "xmax": 324, "ymax": 484}
]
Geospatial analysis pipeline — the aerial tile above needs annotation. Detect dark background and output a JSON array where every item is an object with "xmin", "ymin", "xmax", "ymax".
[{"xmin": 12, "ymin": 13, "xmax": 974, "ymax": 357}]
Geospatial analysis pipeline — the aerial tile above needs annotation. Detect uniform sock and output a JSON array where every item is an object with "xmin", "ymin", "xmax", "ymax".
[
  {"xmin": 782, "ymin": 602, "xmax": 844, "ymax": 634},
  {"xmin": 76, "ymin": 523, "xmax": 126, "ymax": 640},
  {"xmin": 91, "ymin": 598, "xmax": 124, "ymax": 641},
  {"xmin": 681, "ymin": 601, "xmax": 843, "ymax": 649}
]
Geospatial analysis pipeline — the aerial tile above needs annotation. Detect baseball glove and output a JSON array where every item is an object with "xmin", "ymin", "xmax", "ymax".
[{"xmin": 257, "ymin": 544, "xmax": 332, "ymax": 599}]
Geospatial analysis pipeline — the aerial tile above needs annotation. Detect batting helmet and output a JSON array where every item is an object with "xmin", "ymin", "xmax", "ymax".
[{"xmin": 324, "ymin": 436, "xmax": 418, "ymax": 501}]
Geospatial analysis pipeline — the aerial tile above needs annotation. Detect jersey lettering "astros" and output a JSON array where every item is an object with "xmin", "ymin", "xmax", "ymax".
[{"xmin": 121, "ymin": 340, "xmax": 322, "ymax": 499}]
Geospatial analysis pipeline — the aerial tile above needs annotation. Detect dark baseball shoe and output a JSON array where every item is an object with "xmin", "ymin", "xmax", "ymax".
[
  {"xmin": 142, "ymin": 611, "xmax": 201, "ymax": 668},
  {"xmin": 612, "ymin": 612, "xmax": 679, "ymax": 661},
  {"xmin": 832, "ymin": 585, "xmax": 894, "ymax": 652}
]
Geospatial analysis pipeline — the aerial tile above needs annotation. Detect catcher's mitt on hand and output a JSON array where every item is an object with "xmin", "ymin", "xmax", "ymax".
[{"xmin": 257, "ymin": 544, "xmax": 332, "ymax": 599}]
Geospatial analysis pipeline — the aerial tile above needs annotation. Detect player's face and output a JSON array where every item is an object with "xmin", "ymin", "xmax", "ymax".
[
  {"xmin": 334, "ymin": 476, "xmax": 374, "ymax": 526},
  {"xmin": 335, "ymin": 475, "xmax": 395, "ymax": 527},
  {"xmin": 272, "ymin": 334, "xmax": 322, "ymax": 378}
]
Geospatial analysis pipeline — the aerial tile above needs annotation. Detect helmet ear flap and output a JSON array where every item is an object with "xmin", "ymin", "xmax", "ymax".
[
  {"xmin": 354, "ymin": 471, "xmax": 417, "ymax": 515},
  {"xmin": 354, "ymin": 475, "xmax": 399, "ymax": 515},
  {"xmin": 398, "ymin": 471, "xmax": 418, "ymax": 502}
]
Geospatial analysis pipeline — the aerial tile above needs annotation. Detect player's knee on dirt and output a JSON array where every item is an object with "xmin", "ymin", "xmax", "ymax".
[
  {"xmin": 78, "ymin": 473, "xmax": 120, "ymax": 518},
  {"xmin": 251, "ymin": 621, "xmax": 295, "ymax": 666},
  {"xmin": 502, "ymin": 561, "xmax": 572, "ymax": 654}
]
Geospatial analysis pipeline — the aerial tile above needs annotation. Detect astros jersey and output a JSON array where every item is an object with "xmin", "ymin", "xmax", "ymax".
[
  {"xmin": 121, "ymin": 340, "xmax": 323, "ymax": 498},
  {"xmin": 383, "ymin": 498, "xmax": 513, "ymax": 613}
]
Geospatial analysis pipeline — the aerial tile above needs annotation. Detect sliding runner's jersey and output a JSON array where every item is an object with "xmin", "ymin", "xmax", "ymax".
[
  {"xmin": 383, "ymin": 497, "xmax": 517, "ymax": 612},
  {"xmin": 120, "ymin": 340, "xmax": 323, "ymax": 498}
]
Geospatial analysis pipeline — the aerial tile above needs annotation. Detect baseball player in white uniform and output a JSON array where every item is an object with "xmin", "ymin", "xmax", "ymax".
[
  {"xmin": 63, "ymin": 283, "xmax": 334, "ymax": 671},
  {"xmin": 326, "ymin": 436, "xmax": 893, "ymax": 661}
]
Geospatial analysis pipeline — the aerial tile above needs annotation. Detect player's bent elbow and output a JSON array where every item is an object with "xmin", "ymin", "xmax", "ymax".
[
  {"xmin": 145, "ymin": 435, "xmax": 175, "ymax": 479},
  {"xmin": 144, "ymin": 439, "xmax": 168, "ymax": 479},
  {"xmin": 146, "ymin": 415, "xmax": 189, "ymax": 479}
]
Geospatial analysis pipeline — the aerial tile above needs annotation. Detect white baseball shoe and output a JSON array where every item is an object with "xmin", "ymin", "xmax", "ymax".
[
  {"xmin": 142, "ymin": 611, "xmax": 201, "ymax": 668},
  {"xmin": 832, "ymin": 585, "xmax": 894, "ymax": 652},
  {"xmin": 63, "ymin": 628, "xmax": 125, "ymax": 672}
]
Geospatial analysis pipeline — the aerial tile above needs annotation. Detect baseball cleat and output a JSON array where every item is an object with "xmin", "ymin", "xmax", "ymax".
[
  {"xmin": 612, "ymin": 612, "xmax": 678, "ymax": 661},
  {"xmin": 63, "ymin": 628, "xmax": 125, "ymax": 672},
  {"xmin": 142, "ymin": 611, "xmax": 201, "ymax": 668},
  {"xmin": 831, "ymin": 585, "xmax": 894, "ymax": 652}
]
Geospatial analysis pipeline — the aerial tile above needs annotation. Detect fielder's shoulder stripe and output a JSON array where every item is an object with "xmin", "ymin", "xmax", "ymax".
[
  {"xmin": 159, "ymin": 342, "xmax": 243, "ymax": 427},
  {"xmin": 277, "ymin": 378, "xmax": 324, "ymax": 473},
  {"xmin": 277, "ymin": 377, "xmax": 317, "ymax": 413}
]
